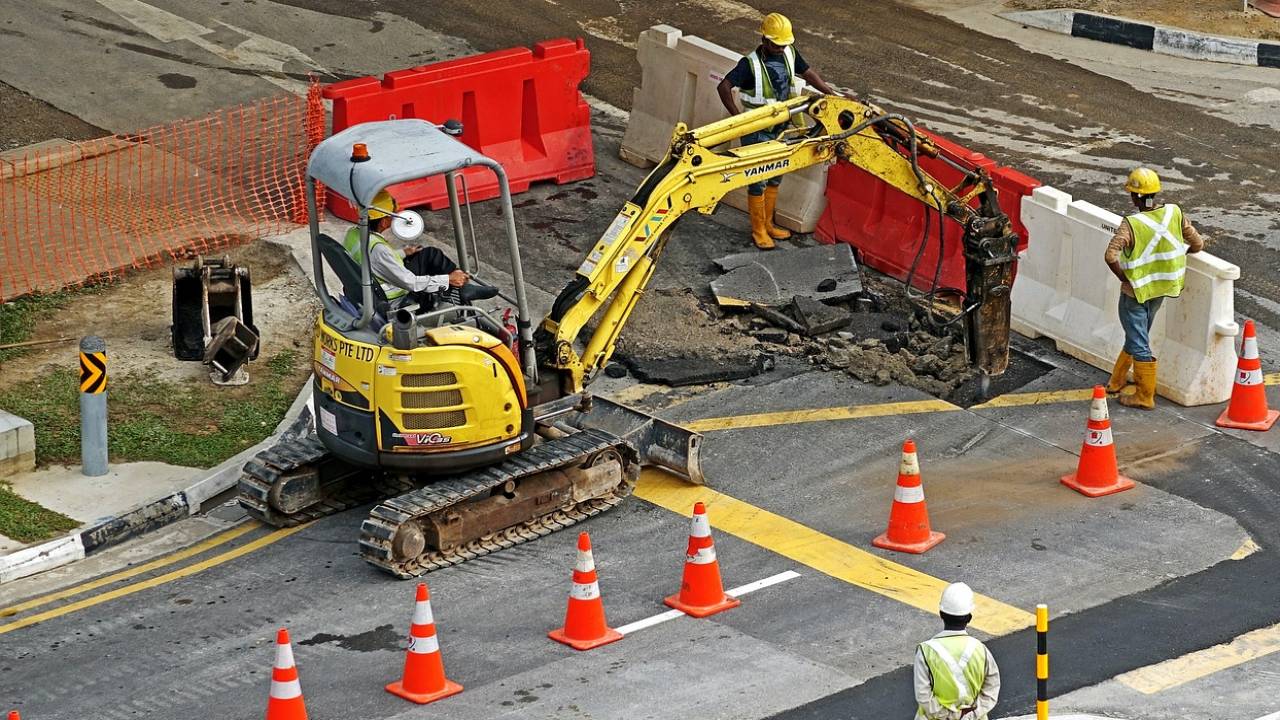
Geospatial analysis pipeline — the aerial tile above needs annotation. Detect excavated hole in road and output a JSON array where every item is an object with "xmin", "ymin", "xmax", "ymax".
[{"xmin": 601, "ymin": 275, "xmax": 1052, "ymax": 406}]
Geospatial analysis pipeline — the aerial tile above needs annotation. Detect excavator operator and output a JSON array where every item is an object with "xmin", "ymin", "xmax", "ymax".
[
  {"xmin": 716, "ymin": 11, "xmax": 849, "ymax": 250},
  {"xmin": 343, "ymin": 190, "xmax": 497, "ymax": 309}
]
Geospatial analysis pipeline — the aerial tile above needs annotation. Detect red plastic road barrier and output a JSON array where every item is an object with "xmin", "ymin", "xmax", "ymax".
[
  {"xmin": 816, "ymin": 129, "xmax": 1038, "ymax": 292},
  {"xmin": 322, "ymin": 39, "xmax": 595, "ymax": 220}
]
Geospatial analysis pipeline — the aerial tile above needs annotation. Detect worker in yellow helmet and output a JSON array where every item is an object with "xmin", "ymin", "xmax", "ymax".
[
  {"xmin": 1103, "ymin": 168, "xmax": 1205, "ymax": 409},
  {"xmin": 342, "ymin": 190, "xmax": 495, "ymax": 308},
  {"xmin": 914, "ymin": 583, "xmax": 1001, "ymax": 720},
  {"xmin": 716, "ymin": 12, "xmax": 851, "ymax": 250}
]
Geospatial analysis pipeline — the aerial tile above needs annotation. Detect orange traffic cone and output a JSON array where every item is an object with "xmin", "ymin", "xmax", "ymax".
[
  {"xmin": 265, "ymin": 628, "xmax": 307, "ymax": 720},
  {"xmin": 386, "ymin": 582, "xmax": 463, "ymax": 704},
  {"xmin": 1061, "ymin": 386, "xmax": 1136, "ymax": 497},
  {"xmin": 549, "ymin": 532, "xmax": 623, "ymax": 651},
  {"xmin": 9, "ymin": 711, "xmax": 20, "ymax": 720},
  {"xmin": 664, "ymin": 502, "xmax": 741, "ymax": 618},
  {"xmin": 1217, "ymin": 320, "xmax": 1279, "ymax": 431},
  {"xmin": 873, "ymin": 440, "xmax": 945, "ymax": 553}
]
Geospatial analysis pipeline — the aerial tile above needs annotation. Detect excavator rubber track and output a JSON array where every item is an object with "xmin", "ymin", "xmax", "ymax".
[
  {"xmin": 359, "ymin": 428, "xmax": 637, "ymax": 579},
  {"xmin": 238, "ymin": 424, "xmax": 415, "ymax": 527}
]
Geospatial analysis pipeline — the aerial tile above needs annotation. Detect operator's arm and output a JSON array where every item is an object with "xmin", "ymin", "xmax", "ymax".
[
  {"xmin": 1104, "ymin": 221, "xmax": 1133, "ymax": 291},
  {"xmin": 1182, "ymin": 213, "xmax": 1204, "ymax": 253},
  {"xmin": 718, "ymin": 57, "xmax": 753, "ymax": 116},
  {"xmin": 369, "ymin": 242, "xmax": 449, "ymax": 294},
  {"xmin": 800, "ymin": 68, "xmax": 843, "ymax": 97},
  {"xmin": 972, "ymin": 645, "xmax": 1001, "ymax": 719},
  {"xmin": 914, "ymin": 647, "xmax": 959, "ymax": 720}
]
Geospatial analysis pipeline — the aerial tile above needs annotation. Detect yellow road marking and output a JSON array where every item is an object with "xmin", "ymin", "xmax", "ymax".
[
  {"xmin": 634, "ymin": 470, "xmax": 1034, "ymax": 636},
  {"xmin": 1266, "ymin": 372, "xmax": 1280, "ymax": 386},
  {"xmin": 0, "ymin": 524, "xmax": 306, "ymax": 636},
  {"xmin": 0, "ymin": 523, "xmax": 256, "ymax": 618},
  {"xmin": 971, "ymin": 388, "xmax": 1096, "ymax": 409},
  {"xmin": 1116, "ymin": 621, "xmax": 1280, "ymax": 694},
  {"xmin": 1230, "ymin": 537, "xmax": 1261, "ymax": 561},
  {"xmin": 684, "ymin": 399, "xmax": 960, "ymax": 432}
]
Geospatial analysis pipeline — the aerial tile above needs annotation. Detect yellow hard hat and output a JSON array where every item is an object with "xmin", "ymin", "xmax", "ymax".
[
  {"xmin": 368, "ymin": 190, "xmax": 396, "ymax": 220},
  {"xmin": 1124, "ymin": 168, "xmax": 1161, "ymax": 195},
  {"xmin": 760, "ymin": 12, "xmax": 794, "ymax": 46}
]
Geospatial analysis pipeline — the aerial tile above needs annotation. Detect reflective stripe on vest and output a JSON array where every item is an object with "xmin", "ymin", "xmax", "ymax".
[
  {"xmin": 917, "ymin": 635, "xmax": 987, "ymax": 718},
  {"xmin": 1122, "ymin": 204, "xmax": 1187, "ymax": 304},
  {"xmin": 740, "ymin": 46, "xmax": 796, "ymax": 107},
  {"xmin": 343, "ymin": 227, "xmax": 408, "ymax": 300}
]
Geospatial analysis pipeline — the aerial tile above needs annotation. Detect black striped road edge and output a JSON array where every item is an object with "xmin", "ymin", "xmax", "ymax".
[{"xmin": 1066, "ymin": 11, "xmax": 1280, "ymax": 68}]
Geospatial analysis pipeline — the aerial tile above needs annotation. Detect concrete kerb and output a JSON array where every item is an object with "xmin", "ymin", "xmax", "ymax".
[
  {"xmin": 1001, "ymin": 9, "xmax": 1280, "ymax": 68},
  {"xmin": 0, "ymin": 374, "xmax": 312, "ymax": 585}
]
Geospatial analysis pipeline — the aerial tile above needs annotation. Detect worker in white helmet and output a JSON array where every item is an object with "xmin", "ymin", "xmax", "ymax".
[{"xmin": 913, "ymin": 582, "xmax": 1001, "ymax": 719}]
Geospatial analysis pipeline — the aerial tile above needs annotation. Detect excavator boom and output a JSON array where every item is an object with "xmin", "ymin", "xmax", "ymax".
[{"xmin": 537, "ymin": 95, "xmax": 1019, "ymax": 394}]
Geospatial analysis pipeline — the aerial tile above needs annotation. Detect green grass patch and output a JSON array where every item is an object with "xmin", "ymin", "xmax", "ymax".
[
  {"xmin": 0, "ymin": 288, "xmax": 96, "ymax": 363},
  {"xmin": 0, "ymin": 349, "xmax": 305, "ymax": 469},
  {"xmin": 0, "ymin": 483, "xmax": 79, "ymax": 543}
]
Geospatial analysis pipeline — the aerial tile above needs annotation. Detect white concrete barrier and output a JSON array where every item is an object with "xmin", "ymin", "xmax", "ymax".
[
  {"xmin": 619, "ymin": 25, "xmax": 828, "ymax": 233},
  {"xmin": 1011, "ymin": 186, "xmax": 1240, "ymax": 406}
]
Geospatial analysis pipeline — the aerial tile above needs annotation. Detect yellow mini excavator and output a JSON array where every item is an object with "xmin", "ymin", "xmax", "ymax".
[{"xmin": 238, "ymin": 95, "xmax": 1019, "ymax": 578}]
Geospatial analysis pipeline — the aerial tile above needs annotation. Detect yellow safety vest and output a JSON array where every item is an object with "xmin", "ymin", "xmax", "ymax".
[
  {"xmin": 917, "ymin": 635, "xmax": 988, "ymax": 720},
  {"xmin": 343, "ymin": 227, "xmax": 408, "ymax": 300},
  {"xmin": 1121, "ymin": 204, "xmax": 1188, "ymax": 304},
  {"xmin": 740, "ymin": 46, "xmax": 797, "ymax": 107}
]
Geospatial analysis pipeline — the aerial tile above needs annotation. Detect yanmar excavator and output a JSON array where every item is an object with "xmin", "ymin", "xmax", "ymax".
[{"xmin": 238, "ymin": 94, "xmax": 1018, "ymax": 578}]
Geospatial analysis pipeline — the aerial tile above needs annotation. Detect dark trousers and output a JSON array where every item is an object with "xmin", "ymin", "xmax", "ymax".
[{"xmin": 404, "ymin": 247, "xmax": 458, "ymax": 308}]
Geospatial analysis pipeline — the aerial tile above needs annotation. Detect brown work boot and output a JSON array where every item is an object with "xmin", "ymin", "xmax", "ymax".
[
  {"xmin": 762, "ymin": 186, "xmax": 791, "ymax": 240},
  {"xmin": 1119, "ymin": 359, "xmax": 1157, "ymax": 410},
  {"xmin": 1106, "ymin": 350, "xmax": 1133, "ymax": 395},
  {"xmin": 748, "ymin": 194, "xmax": 775, "ymax": 250}
]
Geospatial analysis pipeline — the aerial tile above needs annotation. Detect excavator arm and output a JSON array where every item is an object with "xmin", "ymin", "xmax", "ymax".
[{"xmin": 536, "ymin": 95, "xmax": 1019, "ymax": 397}]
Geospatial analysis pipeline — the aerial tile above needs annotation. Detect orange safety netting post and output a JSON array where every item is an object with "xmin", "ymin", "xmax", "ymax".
[{"xmin": 0, "ymin": 92, "xmax": 320, "ymax": 302}]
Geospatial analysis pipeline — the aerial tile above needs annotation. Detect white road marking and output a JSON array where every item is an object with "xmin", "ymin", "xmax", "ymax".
[
  {"xmin": 95, "ymin": 0, "xmax": 327, "ymax": 94},
  {"xmin": 1253, "ymin": 712, "xmax": 1280, "ymax": 720},
  {"xmin": 615, "ymin": 570, "xmax": 801, "ymax": 636}
]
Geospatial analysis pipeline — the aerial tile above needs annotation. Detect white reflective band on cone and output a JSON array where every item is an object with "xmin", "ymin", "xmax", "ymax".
[
  {"xmin": 1089, "ymin": 397, "xmax": 1110, "ymax": 422},
  {"xmin": 689, "ymin": 512, "xmax": 711, "ymax": 538},
  {"xmin": 1244, "ymin": 336, "xmax": 1259, "ymax": 360},
  {"xmin": 408, "ymin": 633, "xmax": 440, "ymax": 655},
  {"xmin": 575, "ymin": 549, "xmax": 596, "ymax": 573},
  {"xmin": 687, "ymin": 546, "xmax": 717, "ymax": 565},
  {"xmin": 570, "ymin": 581, "xmax": 601, "ymax": 600},
  {"xmin": 274, "ymin": 642, "xmax": 295, "ymax": 669},
  {"xmin": 412, "ymin": 600, "xmax": 435, "ymax": 626},
  {"xmin": 1085, "ymin": 427, "xmax": 1114, "ymax": 447},
  {"xmin": 270, "ymin": 679, "xmax": 302, "ymax": 699},
  {"xmin": 894, "ymin": 484, "xmax": 925, "ymax": 504},
  {"xmin": 899, "ymin": 452, "xmax": 920, "ymax": 476},
  {"xmin": 1238, "ymin": 368, "xmax": 1263, "ymax": 386}
]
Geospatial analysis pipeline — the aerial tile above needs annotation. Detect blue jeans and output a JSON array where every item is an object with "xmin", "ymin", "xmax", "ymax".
[
  {"xmin": 742, "ymin": 127, "xmax": 785, "ymax": 196},
  {"xmin": 1118, "ymin": 293, "xmax": 1163, "ymax": 362}
]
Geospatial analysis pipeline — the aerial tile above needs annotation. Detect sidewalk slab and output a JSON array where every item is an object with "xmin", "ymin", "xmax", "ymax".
[{"xmin": 7, "ymin": 461, "xmax": 198, "ymax": 526}]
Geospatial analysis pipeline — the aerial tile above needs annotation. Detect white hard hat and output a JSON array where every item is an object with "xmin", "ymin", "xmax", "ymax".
[{"xmin": 940, "ymin": 582, "xmax": 975, "ymax": 616}]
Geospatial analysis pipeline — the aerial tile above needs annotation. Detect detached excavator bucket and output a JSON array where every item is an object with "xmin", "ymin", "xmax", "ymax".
[{"xmin": 559, "ymin": 396, "xmax": 705, "ymax": 485}]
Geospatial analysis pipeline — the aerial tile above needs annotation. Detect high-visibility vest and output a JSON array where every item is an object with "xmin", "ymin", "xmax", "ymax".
[
  {"xmin": 739, "ymin": 46, "xmax": 797, "ymax": 107},
  {"xmin": 1121, "ymin": 204, "xmax": 1188, "ymax": 304},
  {"xmin": 917, "ymin": 635, "xmax": 989, "ymax": 720},
  {"xmin": 343, "ymin": 227, "xmax": 408, "ymax": 300}
]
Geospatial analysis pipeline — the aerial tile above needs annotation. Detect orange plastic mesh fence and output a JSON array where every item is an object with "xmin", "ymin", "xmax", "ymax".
[{"xmin": 0, "ymin": 84, "xmax": 325, "ymax": 302}]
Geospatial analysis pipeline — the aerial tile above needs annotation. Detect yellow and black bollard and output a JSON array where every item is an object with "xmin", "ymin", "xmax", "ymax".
[
  {"xmin": 79, "ymin": 336, "xmax": 108, "ymax": 476},
  {"xmin": 1036, "ymin": 603, "xmax": 1049, "ymax": 720}
]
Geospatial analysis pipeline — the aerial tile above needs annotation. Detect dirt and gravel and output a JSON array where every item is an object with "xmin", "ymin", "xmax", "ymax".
[
  {"xmin": 0, "ymin": 240, "xmax": 317, "ymax": 386},
  {"xmin": 0, "ymin": 81, "xmax": 104, "ymax": 150},
  {"xmin": 1005, "ymin": 0, "xmax": 1280, "ymax": 40}
]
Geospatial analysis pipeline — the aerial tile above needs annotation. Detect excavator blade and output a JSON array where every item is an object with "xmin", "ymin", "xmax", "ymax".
[{"xmin": 557, "ymin": 396, "xmax": 705, "ymax": 485}]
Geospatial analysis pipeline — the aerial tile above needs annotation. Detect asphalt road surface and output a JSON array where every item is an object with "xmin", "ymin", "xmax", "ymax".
[{"xmin": 3, "ymin": 1, "xmax": 1280, "ymax": 719}]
